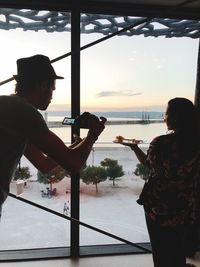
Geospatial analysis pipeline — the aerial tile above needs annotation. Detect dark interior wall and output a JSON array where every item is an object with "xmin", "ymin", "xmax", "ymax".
[
  {"xmin": 0, "ymin": 0, "xmax": 71, "ymax": 10},
  {"xmin": 0, "ymin": 0, "xmax": 200, "ymax": 20}
]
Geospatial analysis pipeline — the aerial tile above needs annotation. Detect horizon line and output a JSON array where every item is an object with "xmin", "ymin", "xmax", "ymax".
[{"xmin": 48, "ymin": 104, "xmax": 165, "ymax": 113}]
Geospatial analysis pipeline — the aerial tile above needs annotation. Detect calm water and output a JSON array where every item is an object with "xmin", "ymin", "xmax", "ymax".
[{"xmin": 50, "ymin": 117, "xmax": 167, "ymax": 147}]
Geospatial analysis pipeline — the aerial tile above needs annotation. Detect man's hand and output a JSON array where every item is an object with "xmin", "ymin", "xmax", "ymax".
[
  {"xmin": 87, "ymin": 114, "xmax": 107, "ymax": 140},
  {"xmin": 74, "ymin": 112, "xmax": 106, "ymax": 140}
]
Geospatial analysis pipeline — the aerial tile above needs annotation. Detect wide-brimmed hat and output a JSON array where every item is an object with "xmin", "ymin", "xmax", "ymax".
[{"xmin": 13, "ymin": 54, "xmax": 64, "ymax": 82}]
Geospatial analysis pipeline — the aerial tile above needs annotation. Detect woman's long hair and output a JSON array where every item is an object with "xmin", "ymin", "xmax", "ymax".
[{"xmin": 167, "ymin": 97, "xmax": 200, "ymax": 159}]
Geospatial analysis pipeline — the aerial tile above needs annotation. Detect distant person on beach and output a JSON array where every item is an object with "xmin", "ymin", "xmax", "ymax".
[
  {"xmin": 0, "ymin": 54, "xmax": 106, "ymax": 217},
  {"xmin": 120, "ymin": 98, "xmax": 200, "ymax": 267},
  {"xmin": 63, "ymin": 201, "xmax": 69, "ymax": 215},
  {"xmin": 63, "ymin": 202, "xmax": 67, "ymax": 215}
]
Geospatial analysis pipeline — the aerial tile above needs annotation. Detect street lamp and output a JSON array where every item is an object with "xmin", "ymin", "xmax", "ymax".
[{"xmin": 92, "ymin": 147, "xmax": 95, "ymax": 166}]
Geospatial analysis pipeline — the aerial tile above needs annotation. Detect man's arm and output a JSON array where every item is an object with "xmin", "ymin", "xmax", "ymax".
[
  {"xmin": 24, "ymin": 142, "xmax": 58, "ymax": 173},
  {"xmin": 25, "ymin": 117, "xmax": 106, "ymax": 174},
  {"xmin": 24, "ymin": 135, "xmax": 83, "ymax": 173}
]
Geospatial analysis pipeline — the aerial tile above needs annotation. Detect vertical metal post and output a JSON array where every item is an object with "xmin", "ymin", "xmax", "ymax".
[
  {"xmin": 194, "ymin": 39, "xmax": 200, "ymax": 111},
  {"xmin": 194, "ymin": 38, "xmax": 200, "ymax": 250},
  {"xmin": 70, "ymin": 5, "xmax": 80, "ymax": 257}
]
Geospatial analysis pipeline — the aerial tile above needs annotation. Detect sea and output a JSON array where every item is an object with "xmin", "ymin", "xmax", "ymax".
[{"xmin": 43, "ymin": 110, "xmax": 167, "ymax": 147}]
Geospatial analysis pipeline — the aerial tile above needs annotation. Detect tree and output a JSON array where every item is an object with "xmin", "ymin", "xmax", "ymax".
[
  {"xmin": 37, "ymin": 170, "xmax": 48, "ymax": 184},
  {"xmin": 13, "ymin": 166, "xmax": 32, "ymax": 181},
  {"xmin": 134, "ymin": 163, "xmax": 150, "ymax": 181},
  {"xmin": 100, "ymin": 158, "xmax": 124, "ymax": 186},
  {"xmin": 81, "ymin": 165, "xmax": 107, "ymax": 193},
  {"xmin": 37, "ymin": 165, "xmax": 69, "ymax": 191}
]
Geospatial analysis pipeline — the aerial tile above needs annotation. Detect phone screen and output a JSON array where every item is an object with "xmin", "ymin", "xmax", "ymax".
[{"xmin": 62, "ymin": 117, "xmax": 75, "ymax": 125}]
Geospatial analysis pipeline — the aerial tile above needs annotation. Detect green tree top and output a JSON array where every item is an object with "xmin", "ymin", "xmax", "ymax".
[
  {"xmin": 81, "ymin": 165, "xmax": 107, "ymax": 193},
  {"xmin": 13, "ymin": 166, "xmax": 32, "ymax": 181},
  {"xmin": 134, "ymin": 163, "xmax": 150, "ymax": 181},
  {"xmin": 100, "ymin": 158, "xmax": 124, "ymax": 186},
  {"xmin": 37, "ymin": 165, "xmax": 69, "ymax": 191}
]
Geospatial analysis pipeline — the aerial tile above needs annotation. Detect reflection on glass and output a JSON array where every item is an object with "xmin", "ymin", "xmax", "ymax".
[
  {"xmin": 0, "ymin": 196, "xmax": 70, "ymax": 250},
  {"xmin": 0, "ymin": 9, "xmax": 71, "ymax": 250},
  {"xmin": 80, "ymin": 13, "xmax": 198, "ymax": 246},
  {"xmin": 80, "ymin": 145, "xmax": 149, "ymax": 245}
]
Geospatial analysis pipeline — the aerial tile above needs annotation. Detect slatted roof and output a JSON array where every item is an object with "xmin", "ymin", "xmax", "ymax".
[
  {"xmin": 0, "ymin": 8, "xmax": 200, "ymax": 38},
  {"xmin": 0, "ymin": 1, "xmax": 199, "ymax": 40}
]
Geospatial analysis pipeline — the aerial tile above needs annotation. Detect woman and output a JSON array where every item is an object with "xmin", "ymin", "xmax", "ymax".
[{"xmin": 123, "ymin": 98, "xmax": 200, "ymax": 267}]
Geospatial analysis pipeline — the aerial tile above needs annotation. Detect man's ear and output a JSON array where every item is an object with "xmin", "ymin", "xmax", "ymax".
[
  {"xmin": 40, "ymin": 80, "xmax": 47, "ymax": 88},
  {"xmin": 39, "ymin": 81, "xmax": 48, "ymax": 93}
]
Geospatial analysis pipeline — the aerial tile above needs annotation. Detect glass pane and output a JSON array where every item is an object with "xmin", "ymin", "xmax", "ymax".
[
  {"xmin": 0, "ymin": 9, "xmax": 71, "ymax": 250},
  {"xmin": 0, "ymin": 196, "xmax": 70, "ymax": 250},
  {"xmin": 80, "ymin": 14, "xmax": 199, "ymax": 246}
]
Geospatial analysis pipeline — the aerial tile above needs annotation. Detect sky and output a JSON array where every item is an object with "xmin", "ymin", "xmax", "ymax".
[{"xmin": 0, "ymin": 20, "xmax": 199, "ymax": 113}]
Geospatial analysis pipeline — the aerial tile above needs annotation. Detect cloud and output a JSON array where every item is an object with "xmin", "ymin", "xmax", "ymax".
[{"xmin": 96, "ymin": 90, "xmax": 142, "ymax": 97}]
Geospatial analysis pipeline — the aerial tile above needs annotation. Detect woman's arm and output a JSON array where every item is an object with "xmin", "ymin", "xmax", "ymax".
[{"xmin": 130, "ymin": 144, "xmax": 147, "ymax": 165}]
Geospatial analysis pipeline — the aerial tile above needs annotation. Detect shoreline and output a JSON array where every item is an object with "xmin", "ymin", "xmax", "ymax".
[{"xmin": 47, "ymin": 119, "xmax": 164, "ymax": 128}]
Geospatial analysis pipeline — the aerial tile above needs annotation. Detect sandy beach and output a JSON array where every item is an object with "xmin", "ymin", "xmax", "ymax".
[{"xmin": 0, "ymin": 146, "xmax": 150, "ymax": 250}]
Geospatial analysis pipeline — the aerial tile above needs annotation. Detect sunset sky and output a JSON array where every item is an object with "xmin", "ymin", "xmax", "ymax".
[{"xmin": 0, "ymin": 24, "xmax": 198, "ymax": 112}]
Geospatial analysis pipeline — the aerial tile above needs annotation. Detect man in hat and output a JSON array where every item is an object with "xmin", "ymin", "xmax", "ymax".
[{"xmin": 0, "ymin": 54, "xmax": 106, "ymax": 216}]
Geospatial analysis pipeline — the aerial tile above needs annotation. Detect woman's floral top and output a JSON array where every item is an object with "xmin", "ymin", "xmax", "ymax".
[{"xmin": 137, "ymin": 133, "xmax": 200, "ymax": 227}]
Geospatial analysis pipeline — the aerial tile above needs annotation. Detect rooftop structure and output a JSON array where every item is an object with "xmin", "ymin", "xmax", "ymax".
[{"xmin": 0, "ymin": 9, "xmax": 199, "ymax": 38}]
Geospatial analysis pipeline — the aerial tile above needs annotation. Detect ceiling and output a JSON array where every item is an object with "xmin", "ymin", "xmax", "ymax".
[{"xmin": 0, "ymin": 0, "xmax": 200, "ymax": 20}]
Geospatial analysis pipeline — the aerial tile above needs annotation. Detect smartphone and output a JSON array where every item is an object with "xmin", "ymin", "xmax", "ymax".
[
  {"xmin": 62, "ymin": 113, "xmax": 90, "ymax": 128},
  {"xmin": 62, "ymin": 117, "xmax": 75, "ymax": 125}
]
